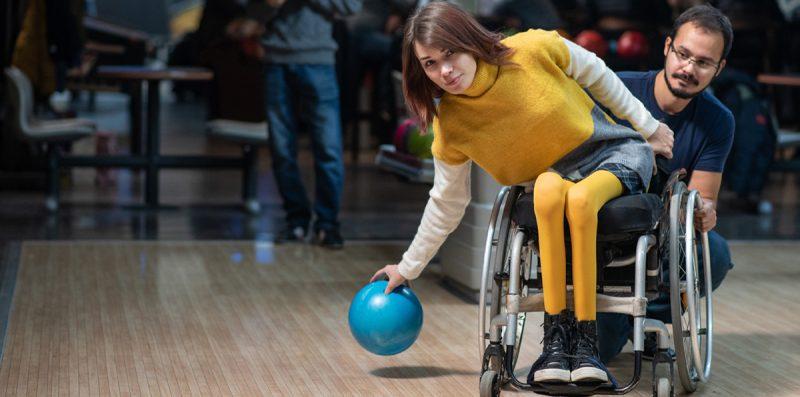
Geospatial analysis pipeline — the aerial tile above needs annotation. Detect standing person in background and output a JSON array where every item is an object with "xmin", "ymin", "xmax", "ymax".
[
  {"xmin": 342, "ymin": 0, "xmax": 416, "ymax": 144},
  {"xmin": 260, "ymin": 0, "xmax": 362, "ymax": 249}
]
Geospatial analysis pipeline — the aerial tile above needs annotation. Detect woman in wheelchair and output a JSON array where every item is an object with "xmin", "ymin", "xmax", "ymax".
[{"xmin": 370, "ymin": 2, "xmax": 675, "ymax": 386}]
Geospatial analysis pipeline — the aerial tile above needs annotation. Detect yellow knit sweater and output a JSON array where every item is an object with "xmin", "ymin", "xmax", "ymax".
[{"xmin": 431, "ymin": 30, "xmax": 601, "ymax": 186}]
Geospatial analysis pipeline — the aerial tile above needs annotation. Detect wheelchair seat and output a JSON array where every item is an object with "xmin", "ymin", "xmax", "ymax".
[{"xmin": 512, "ymin": 193, "xmax": 664, "ymax": 242}]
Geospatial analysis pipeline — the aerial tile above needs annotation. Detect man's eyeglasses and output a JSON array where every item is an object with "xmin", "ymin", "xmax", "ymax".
[{"xmin": 669, "ymin": 43, "xmax": 721, "ymax": 73}]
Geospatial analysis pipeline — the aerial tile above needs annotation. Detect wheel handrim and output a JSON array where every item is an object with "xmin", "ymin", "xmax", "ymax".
[
  {"xmin": 684, "ymin": 192, "xmax": 712, "ymax": 382},
  {"xmin": 480, "ymin": 187, "xmax": 512, "ymax": 357},
  {"xmin": 669, "ymin": 182, "xmax": 698, "ymax": 391},
  {"xmin": 668, "ymin": 184, "xmax": 716, "ymax": 390}
]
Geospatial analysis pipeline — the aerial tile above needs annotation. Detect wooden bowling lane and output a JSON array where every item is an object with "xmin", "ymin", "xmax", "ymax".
[
  {"xmin": 0, "ymin": 241, "xmax": 799, "ymax": 396},
  {"xmin": 0, "ymin": 241, "xmax": 486, "ymax": 396}
]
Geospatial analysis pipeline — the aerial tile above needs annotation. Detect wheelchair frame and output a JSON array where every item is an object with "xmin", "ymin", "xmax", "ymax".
[{"xmin": 477, "ymin": 174, "xmax": 714, "ymax": 397}]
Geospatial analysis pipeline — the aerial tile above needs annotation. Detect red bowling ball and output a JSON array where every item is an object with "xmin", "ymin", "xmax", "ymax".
[
  {"xmin": 617, "ymin": 31, "xmax": 649, "ymax": 59},
  {"xmin": 575, "ymin": 30, "xmax": 608, "ymax": 58}
]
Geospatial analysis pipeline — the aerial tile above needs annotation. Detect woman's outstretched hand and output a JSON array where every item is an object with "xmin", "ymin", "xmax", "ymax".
[{"xmin": 370, "ymin": 264, "xmax": 408, "ymax": 295}]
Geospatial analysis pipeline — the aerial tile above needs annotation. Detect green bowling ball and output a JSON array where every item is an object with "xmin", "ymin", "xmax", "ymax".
[{"xmin": 406, "ymin": 124, "xmax": 434, "ymax": 159}]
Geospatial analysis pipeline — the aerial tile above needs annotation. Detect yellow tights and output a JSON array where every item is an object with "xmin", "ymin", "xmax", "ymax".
[{"xmin": 533, "ymin": 170, "xmax": 623, "ymax": 321}]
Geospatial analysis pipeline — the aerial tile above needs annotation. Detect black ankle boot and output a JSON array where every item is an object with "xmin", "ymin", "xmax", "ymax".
[
  {"xmin": 528, "ymin": 310, "xmax": 572, "ymax": 384},
  {"xmin": 571, "ymin": 320, "xmax": 610, "ymax": 383}
]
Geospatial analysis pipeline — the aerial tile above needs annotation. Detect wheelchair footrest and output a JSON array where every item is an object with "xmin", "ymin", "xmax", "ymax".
[{"xmin": 528, "ymin": 381, "xmax": 616, "ymax": 396}]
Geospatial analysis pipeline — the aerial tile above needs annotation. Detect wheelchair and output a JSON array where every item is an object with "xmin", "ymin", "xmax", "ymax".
[{"xmin": 478, "ymin": 169, "xmax": 714, "ymax": 397}]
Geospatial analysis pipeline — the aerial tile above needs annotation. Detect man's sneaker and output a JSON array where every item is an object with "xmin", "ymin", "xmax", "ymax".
[
  {"xmin": 276, "ymin": 226, "xmax": 307, "ymax": 243},
  {"xmin": 570, "ymin": 320, "xmax": 610, "ymax": 383},
  {"xmin": 317, "ymin": 228, "xmax": 344, "ymax": 249},
  {"xmin": 529, "ymin": 310, "xmax": 573, "ymax": 384}
]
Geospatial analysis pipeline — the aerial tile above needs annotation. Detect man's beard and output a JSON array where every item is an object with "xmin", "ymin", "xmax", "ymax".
[{"xmin": 664, "ymin": 70, "xmax": 704, "ymax": 99}]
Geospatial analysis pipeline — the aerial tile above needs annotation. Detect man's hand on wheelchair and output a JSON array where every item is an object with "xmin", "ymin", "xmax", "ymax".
[
  {"xmin": 648, "ymin": 122, "xmax": 675, "ymax": 159},
  {"xmin": 695, "ymin": 199, "xmax": 716, "ymax": 232},
  {"xmin": 371, "ymin": 264, "xmax": 408, "ymax": 295}
]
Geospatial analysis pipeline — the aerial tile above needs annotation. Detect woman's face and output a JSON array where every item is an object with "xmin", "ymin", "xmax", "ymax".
[{"xmin": 414, "ymin": 42, "xmax": 477, "ymax": 95}]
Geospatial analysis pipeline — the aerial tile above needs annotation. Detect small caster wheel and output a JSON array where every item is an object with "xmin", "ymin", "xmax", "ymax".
[
  {"xmin": 481, "ymin": 343, "xmax": 505, "ymax": 377},
  {"xmin": 244, "ymin": 199, "xmax": 261, "ymax": 214},
  {"xmin": 480, "ymin": 370, "xmax": 500, "ymax": 397},
  {"xmin": 656, "ymin": 377, "xmax": 673, "ymax": 397}
]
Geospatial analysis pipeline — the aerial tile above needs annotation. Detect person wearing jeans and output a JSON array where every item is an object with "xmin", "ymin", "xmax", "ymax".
[{"xmin": 259, "ymin": 0, "xmax": 362, "ymax": 248}]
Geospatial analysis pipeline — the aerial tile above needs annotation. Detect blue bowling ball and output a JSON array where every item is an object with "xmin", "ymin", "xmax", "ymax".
[{"xmin": 348, "ymin": 280, "xmax": 424, "ymax": 356}]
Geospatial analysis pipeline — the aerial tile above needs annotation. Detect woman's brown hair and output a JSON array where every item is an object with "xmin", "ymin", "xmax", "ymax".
[{"xmin": 402, "ymin": 2, "xmax": 515, "ymax": 130}]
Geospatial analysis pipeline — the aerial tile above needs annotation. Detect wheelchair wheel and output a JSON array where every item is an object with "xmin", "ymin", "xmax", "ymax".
[
  {"xmin": 666, "ymin": 182, "xmax": 713, "ymax": 392},
  {"xmin": 479, "ymin": 187, "xmax": 529, "ymax": 381}
]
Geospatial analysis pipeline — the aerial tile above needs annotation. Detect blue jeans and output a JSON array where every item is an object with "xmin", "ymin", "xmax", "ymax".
[
  {"xmin": 597, "ymin": 230, "xmax": 733, "ymax": 363},
  {"xmin": 265, "ymin": 64, "xmax": 344, "ymax": 231}
]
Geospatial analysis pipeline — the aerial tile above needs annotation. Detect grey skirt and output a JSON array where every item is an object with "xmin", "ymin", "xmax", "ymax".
[{"xmin": 549, "ymin": 106, "xmax": 654, "ymax": 194}]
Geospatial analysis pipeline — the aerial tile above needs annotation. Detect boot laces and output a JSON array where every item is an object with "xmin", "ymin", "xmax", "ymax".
[
  {"xmin": 574, "ymin": 332, "xmax": 597, "ymax": 359},
  {"xmin": 541, "ymin": 322, "xmax": 568, "ymax": 356}
]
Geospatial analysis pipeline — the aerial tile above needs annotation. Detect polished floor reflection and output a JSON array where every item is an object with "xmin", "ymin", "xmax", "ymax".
[{"xmin": 0, "ymin": 161, "xmax": 431, "ymax": 242}]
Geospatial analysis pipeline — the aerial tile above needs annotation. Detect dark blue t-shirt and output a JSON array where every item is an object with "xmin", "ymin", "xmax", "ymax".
[{"xmin": 610, "ymin": 71, "xmax": 735, "ymax": 180}]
